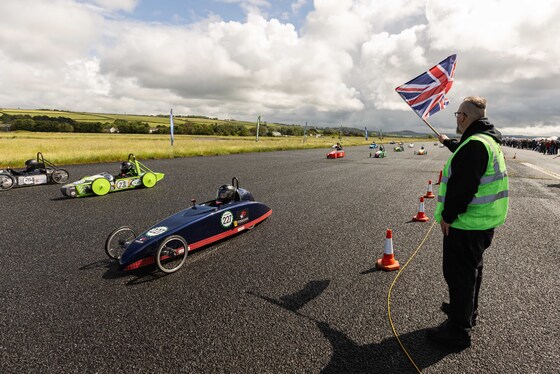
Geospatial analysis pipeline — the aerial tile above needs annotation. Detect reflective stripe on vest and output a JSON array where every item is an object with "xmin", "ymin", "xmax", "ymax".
[{"xmin": 438, "ymin": 190, "xmax": 509, "ymax": 204}]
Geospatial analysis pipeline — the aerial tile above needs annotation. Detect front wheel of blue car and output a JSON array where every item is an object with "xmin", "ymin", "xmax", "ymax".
[
  {"xmin": 105, "ymin": 226, "xmax": 136, "ymax": 260},
  {"xmin": 156, "ymin": 235, "xmax": 187, "ymax": 274}
]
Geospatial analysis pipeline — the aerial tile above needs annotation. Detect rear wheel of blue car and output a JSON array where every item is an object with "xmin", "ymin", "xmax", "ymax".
[
  {"xmin": 156, "ymin": 235, "xmax": 187, "ymax": 274},
  {"xmin": 0, "ymin": 173, "xmax": 15, "ymax": 191},
  {"xmin": 105, "ymin": 226, "xmax": 136, "ymax": 260}
]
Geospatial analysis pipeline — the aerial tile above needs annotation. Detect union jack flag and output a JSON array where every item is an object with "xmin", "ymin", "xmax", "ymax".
[{"xmin": 395, "ymin": 54, "xmax": 457, "ymax": 120}]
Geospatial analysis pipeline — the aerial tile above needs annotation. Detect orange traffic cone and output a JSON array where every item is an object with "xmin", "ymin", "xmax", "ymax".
[
  {"xmin": 424, "ymin": 180, "xmax": 435, "ymax": 199},
  {"xmin": 435, "ymin": 168, "xmax": 443, "ymax": 185},
  {"xmin": 376, "ymin": 229, "xmax": 400, "ymax": 271},
  {"xmin": 413, "ymin": 196, "xmax": 429, "ymax": 222}
]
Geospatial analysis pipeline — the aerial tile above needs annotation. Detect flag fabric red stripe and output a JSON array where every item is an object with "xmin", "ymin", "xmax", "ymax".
[{"xmin": 395, "ymin": 54, "xmax": 457, "ymax": 120}]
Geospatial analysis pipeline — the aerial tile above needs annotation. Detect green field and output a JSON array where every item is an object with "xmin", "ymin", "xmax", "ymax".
[
  {"xmin": 0, "ymin": 131, "xmax": 429, "ymax": 168},
  {"xmin": 0, "ymin": 108, "xmax": 434, "ymax": 167}
]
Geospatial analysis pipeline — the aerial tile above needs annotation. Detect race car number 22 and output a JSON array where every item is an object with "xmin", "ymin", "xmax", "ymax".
[{"xmin": 221, "ymin": 211, "xmax": 233, "ymax": 228}]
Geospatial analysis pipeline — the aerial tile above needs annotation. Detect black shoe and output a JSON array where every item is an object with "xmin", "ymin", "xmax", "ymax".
[
  {"xmin": 427, "ymin": 321, "xmax": 471, "ymax": 350},
  {"xmin": 441, "ymin": 302, "xmax": 477, "ymax": 327}
]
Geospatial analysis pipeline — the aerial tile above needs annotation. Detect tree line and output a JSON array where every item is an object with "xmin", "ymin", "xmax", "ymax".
[{"xmin": 0, "ymin": 113, "xmax": 367, "ymax": 137}]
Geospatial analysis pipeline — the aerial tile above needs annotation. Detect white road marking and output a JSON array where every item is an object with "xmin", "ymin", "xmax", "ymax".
[{"xmin": 521, "ymin": 162, "xmax": 560, "ymax": 180}]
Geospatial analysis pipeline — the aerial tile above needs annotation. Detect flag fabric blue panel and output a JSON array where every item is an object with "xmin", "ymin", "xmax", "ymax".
[{"xmin": 395, "ymin": 54, "xmax": 457, "ymax": 120}]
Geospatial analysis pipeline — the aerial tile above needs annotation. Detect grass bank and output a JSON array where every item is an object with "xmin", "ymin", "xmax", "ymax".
[{"xmin": 0, "ymin": 132, "xmax": 432, "ymax": 167}]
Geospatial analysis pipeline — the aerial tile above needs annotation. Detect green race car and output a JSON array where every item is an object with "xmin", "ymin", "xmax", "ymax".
[{"xmin": 61, "ymin": 154, "xmax": 164, "ymax": 197}]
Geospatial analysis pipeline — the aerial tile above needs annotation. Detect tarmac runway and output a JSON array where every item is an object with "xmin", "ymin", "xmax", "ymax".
[{"xmin": 1, "ymin": 142, "xmax": 559, "ymax": 373}]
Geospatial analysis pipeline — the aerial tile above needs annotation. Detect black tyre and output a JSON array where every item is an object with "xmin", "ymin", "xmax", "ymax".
[
  {"xmin": 105, "ymin": 226, "xmax": 136, "ymax": 260},
  {"xmin": 51, "ymin": 169, "xmax": 69, "ymax": 184},
  {"xmin": 0, "ymin": 173, "xmax": 16, "ymax": 191},
  {"xmin": 156, "ymin": 235, "xmax": 187, "ymax": 274}
]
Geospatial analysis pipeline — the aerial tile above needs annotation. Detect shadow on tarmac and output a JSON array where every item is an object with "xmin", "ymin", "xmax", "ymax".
[
  {"xmin": 79, "ymin": 257, "xmax": 166, "ymax": 285},
  {"xmin": 250, "ymin": 280, "xmax": 456, "ymax": 373}
]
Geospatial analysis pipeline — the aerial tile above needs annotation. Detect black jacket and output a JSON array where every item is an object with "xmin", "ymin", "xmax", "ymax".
[{"xmin": 441, "ymin": 118, "xmax": 503, "ymax": 224}]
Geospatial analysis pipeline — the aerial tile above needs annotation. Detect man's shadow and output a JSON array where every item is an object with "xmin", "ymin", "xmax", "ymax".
[{"xmin": 249, "ymin": 280, "xmax": 456, "ymax": 373}]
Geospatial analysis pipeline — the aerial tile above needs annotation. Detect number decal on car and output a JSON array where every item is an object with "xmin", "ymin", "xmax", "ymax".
[
  {"xmin": 221, "ymin": 211, "xmax": 233, "ymax": 228},
  {"xmin": 146, "ymin": 226, "xmax": 168, "ymax": 237}
]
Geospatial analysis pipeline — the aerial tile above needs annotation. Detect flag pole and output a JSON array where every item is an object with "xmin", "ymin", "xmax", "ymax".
[
  {"xmin": 170, "ymin": 108, "xmax": 174, "ymax": 146},
  {"xmin": 421, "ymin": 118, "xmax": 441, "ymax": 137},
  {"xmin": 396, "ymin": 94, "xmax": 441, "ymax": 137}
]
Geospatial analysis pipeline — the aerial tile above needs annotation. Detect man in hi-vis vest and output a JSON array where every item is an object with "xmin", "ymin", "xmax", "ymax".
[{"xmin": 428, "ymin": 96, "xmax": 509, "ymax": 349}]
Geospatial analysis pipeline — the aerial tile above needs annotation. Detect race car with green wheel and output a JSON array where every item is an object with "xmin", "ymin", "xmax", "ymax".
[{"xmin": 61, "ymin": 154, "xmax": 164, "ymax": 197}]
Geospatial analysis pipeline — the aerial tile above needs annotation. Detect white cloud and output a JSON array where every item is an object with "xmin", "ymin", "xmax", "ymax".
[
  {"xmin": 291, "ymin": 0, "xmax": 307, "ymax": 13},
  {"xmin": 91, "ymin": 0, "xmax": 138, "ymax": 12},
  {"xmin": 0, "ymin": 0, "xmax": 559, "ymax": 136}
]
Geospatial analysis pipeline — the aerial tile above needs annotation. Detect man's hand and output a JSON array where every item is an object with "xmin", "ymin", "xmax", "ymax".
[
  {"xmin": 438, "ymin": 134, "xmax": 449, "ymax": 143},
  {"xmin": 440, "ymin": 220, "xmax": 450, "ymax": 236}
]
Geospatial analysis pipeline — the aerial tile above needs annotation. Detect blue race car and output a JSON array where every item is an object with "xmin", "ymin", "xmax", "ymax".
[{"xmin": 105, "ymin": 178, "xmax": 272, "ymax": 274}]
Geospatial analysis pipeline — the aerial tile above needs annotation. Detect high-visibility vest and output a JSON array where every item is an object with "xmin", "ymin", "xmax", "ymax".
[{"xmin": 434, "ymin": 134, "xmax": 509, "ymax": 230}]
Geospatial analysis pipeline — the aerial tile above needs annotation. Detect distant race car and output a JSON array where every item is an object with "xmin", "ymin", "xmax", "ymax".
[
  {"xmin": 408, "ymin": 143, "xmax": 415, "ymax": 148},
  {"xmin": 414, "ymin": 148, "xmax": 428, "ymax": 155},
  {"xmin": 369, "ymin": 143, "xmax": 378, "ymax": 149},
  {"xmin": 327, "ymin": 145, "xmax": 344, "ymax": 159},
  {"xmin": 0, "ymin": 152, "xmax": 69, "ymax": 191},
  {"xmin": 61, "ymin": 154, "xmax": 163, "ymax": 197},
  {"xmin": 389, "ymin": 141, "xmax": 395, "ymax": 144},
  {"xmin": 393, "ymin": 146, "xmax": 404, "ymax": 152},
  {"xmin": 439, "ymin": 143, "xmax": 445, "ymax": 148},
  {"xmin": 371, "ymin": 149, "xmax": 386, "ymax": 158},
  {"xmin": 105, "ymin": 177, "xmax": 272, "ymax": 274}
]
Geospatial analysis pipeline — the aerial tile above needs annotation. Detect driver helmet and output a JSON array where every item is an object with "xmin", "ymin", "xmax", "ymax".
[
  {"xmin": 216, "ymin": 184, "xmax": 236, "ymax": 204},
  {"xmin": 25, "ymin": 159, "xmax": 40, "ymax": 170},
  {"xmin": 121, "ymin": 161, "xmax": 134, "ymax": 174}
]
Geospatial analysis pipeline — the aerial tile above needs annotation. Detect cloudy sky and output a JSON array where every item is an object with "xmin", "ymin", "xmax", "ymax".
[{"xmin": 1, "ymin": 0, "xmax": 559, "ymax": 136}]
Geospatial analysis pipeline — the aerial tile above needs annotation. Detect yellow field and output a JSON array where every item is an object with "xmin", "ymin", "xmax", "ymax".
[{"xmin": 0, "ymin": 132, "xmax": 429, "ymax": 168}]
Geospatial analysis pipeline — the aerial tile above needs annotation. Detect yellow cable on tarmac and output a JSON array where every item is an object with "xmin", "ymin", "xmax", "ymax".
[{"xmin": 387, "ymin": 220, "xmax": 437, "ymax": 374}]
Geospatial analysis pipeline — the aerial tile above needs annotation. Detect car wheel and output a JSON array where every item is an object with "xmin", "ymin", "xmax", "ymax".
[
  {"xmin": 51, "ymin": 169, "xmax": 69, "ymax": 184},
  {"xmin": 105, "ymin": 226, "xmax": 136, "ymax": 260},
  {"xmin": 156, "ymin": 235, "xmax": 187, "ymax": 274},
  {"xmin": 91, "ymin": 177, "xmax": 111, "ymax": 196},
  {"xmin": 142, "ymin": 172, "xmax": 157, "ymax": 188},
  {"xmin": 0, "ymin": 173, "xmax": 16, "ymax": 191}
]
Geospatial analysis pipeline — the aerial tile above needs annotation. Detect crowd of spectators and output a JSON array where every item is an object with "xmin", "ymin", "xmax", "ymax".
[{"xmin": 503, "ymin": 137, "xmax": 559, "ymax": 156}]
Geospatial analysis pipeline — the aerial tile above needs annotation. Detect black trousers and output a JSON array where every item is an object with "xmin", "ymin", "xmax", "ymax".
[{"xmin": 443, "ymin": 227, "xmax": 494, "ymax": 329}]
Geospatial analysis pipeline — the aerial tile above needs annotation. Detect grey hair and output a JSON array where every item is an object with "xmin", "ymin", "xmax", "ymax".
[{"xmin": 463, "ymin": 96, "xmax": 487, "ymax": 119}]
